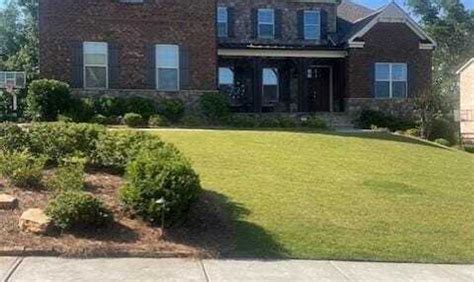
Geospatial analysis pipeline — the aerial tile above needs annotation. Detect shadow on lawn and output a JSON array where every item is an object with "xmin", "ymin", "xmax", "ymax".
[{"xmin": 166, "ymin": 190, "xmax": 289, "ymax": 258}]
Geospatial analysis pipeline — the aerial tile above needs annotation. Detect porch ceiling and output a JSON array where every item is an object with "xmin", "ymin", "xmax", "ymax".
[{"xmin": 218, "ymin": 48, "xmax": 348, "ymax": 58}]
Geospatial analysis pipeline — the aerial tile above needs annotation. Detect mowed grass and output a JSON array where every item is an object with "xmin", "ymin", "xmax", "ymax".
[{"xmin": 156, "ymin": 130, "xmax": 474, "ymax": 263}]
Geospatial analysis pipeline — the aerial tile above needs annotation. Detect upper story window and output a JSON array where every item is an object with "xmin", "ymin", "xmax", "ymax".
[
  {"xmin": 83, "ymin": 42, "xmax": 108, "ymax": 89},
  {"xmin": 218, "ymin": 67, "xmax": 234, "ymax": 86},
  {"xmin": 304, "ymin": 10, "xmax": 321, "ymax": 40},
  {"xmin": 375, "ymin": 63, "xmax": 407, "ymax": 98},
  {"xmin": 262, "ymin": 68, "xmax": 279, "ymax": 105},
  {"xmin": 217, "ymin": 7, "xmax": 228, "ymax": 38},
  {"xmin": 258, "ymin": 9, "xmax": 275, "ymax": 39},
  {"xmin": 156, "ymin": 44, "xmax": 179, "ymax": 91},
  {"xmin": 119, "ymin": 0, "xmax": 144, "ymax": 3}
]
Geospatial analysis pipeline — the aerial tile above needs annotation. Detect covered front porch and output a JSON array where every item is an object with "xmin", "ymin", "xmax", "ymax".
[{"xmin": 218, "ymin": 48, "xmax": 347, "ymax": 113}]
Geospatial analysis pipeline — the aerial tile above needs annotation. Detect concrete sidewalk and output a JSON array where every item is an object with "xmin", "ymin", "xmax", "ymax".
[{"xmin": 1, "ymin": 257, "xmax": 473, "ymax": 282}]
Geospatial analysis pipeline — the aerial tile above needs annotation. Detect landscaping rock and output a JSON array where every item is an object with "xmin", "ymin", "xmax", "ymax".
[
  {"xmin": 19, "ymin": 209, "xmax": 52, "ymax": 234},
  {"xmin": 0, "ymin": 194, "xmax": 18, "ymax": 210}
]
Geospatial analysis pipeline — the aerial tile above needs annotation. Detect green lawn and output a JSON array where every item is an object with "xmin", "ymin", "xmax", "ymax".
[{"xmin": 156, "ymin": 130, "xmax": 474, "ymax": 263}]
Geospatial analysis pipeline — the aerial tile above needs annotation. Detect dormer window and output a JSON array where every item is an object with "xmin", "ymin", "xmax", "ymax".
[
  {"xmin": 217, "ymin": 7, "xmax": 228, "ymax": 38},
  {"xmin": 304, "ymin": 10, "xmax": 321, "ymax": 40},
  {"xmin": 258, "ymin": 9, "xmax": 275, "ymax": 39}
]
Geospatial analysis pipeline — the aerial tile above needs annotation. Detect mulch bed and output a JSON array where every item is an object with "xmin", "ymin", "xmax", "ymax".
[{"xmin": 0, "ymin": 172, "xmax": 235, "ymax": 258}]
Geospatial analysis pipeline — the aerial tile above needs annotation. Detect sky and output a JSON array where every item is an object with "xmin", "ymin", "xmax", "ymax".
[{"xmin": 0, "ymin": 0, "xmax": 473, "ymax": 10}]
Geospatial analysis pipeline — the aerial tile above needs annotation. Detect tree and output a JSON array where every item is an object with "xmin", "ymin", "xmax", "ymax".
[{"xmin": 407, "ymin": 0, "xmax": 474, "ymax": 112}]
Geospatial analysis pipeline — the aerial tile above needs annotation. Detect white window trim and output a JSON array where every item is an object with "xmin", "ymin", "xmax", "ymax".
[
  {"xmin": 218, "ymin": 67, "xmax": 234, "ymax": 86},
  {"xmin": 217, "ymin": 7, "xmax": 228, "ymax": 38},
  {"xmin": 262, "ymin": 68, "xmax": 279, "ymax": 104},
  {"xmin": 83, "ymin": 42, "xmax": 109, "ymax": 89},
  {"xmin": 375, "ymin": 63, "xmax": 408, "ymax": 99},
  {"xmin": 258, "ymin": 9, "xmax": 275, "ymax": 39},
  {"xmin": 156, "ymin": 44, "xmax": 180, "ymax": 92},
  {"xmin": 304, "ymin": 10, "xmax": 321, "ymax": 40}
]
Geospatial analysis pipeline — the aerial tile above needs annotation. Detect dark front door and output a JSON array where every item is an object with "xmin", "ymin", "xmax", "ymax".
[{"xmin": 307, "ymin": 66, "xmax": 331, "ymax": 112}]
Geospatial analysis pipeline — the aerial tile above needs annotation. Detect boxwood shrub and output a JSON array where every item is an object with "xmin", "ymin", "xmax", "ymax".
[
  {"xmin": 123, "ymin": 113, "xmax": 145, "ymax": 128},
  {"xmin": 26, "ymin": 79, "xmax": 73, "ymax": 122},
  {"xmin": 46, "ymin": 191, "xmax": 113, "ymax": 230},
  {"xmin": 0, "ymin": 150, "xmax": 46, "ymax": 188},
  {"xmin": 0, "ymin": 123, "xmax": 30, "ymax": 152},
  {"xmin": 48, "ymin": 158, "xmax": 86, "ymax": 192},
  {"xmin": 120, "ymin": 145, "xmax": 201, "ymax": 225}
]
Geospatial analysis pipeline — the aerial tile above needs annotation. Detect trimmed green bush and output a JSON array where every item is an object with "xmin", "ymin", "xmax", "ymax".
[
  {"xmin": 428, "ymin": 117, "xmax": 457, "ymax": 145},
  {"xmin": 46, "ymin": 191, "xmax": 113, "ymax": 230},
  {"xmin": 124, "ymin": 97, "xmax": 156, "ymax": 119},
  {"xmin": 259, "ymin": 116, "xmax": 280, "ymax": 128},
  {"xmin": 199, "ymin": 92, "xmax": 230, "ymax": 124},
  {"xmin": 355, "ymin": 109, "xmax": 415, "ymax": 131},
  {"xmin": 301, "ymin": 116, "xmax": 328, "ymax": 129},
  {"xmin": 227, "ymin": 114, "xmax": 259, "ymax": 128},
  {"xmin": 159, "ymin": 99, "xmax": 185, "ymax": 123},
  {"xmin": 0, "ymin": 150, "xmax": 46, "ymax": 188},
  {"xmin": 464, "ymin": 146, "xmax": 474, "ymax": 154},
  {"xmin": 26, "ymin": 79, "xmax": 73, "ymax": 121},
  {"xmin": 277, "ymin": 116, "xmax": 297, "ymax": 128},
  {"xmin": 92, "ymin": 131, "xmax": 164, "ymax": 172},
  {"xmin": 405, "ymin": 128, "xmax": 421, "ymax": 137},
  {"xmin": 123, "ymin": 113, "xmax": 144, "ymax": 128},
  {"xmin": 120, "ymin": 145, "xmax": 201, "ymax": 225},
  {"xmin": 0, "ymin": 123, "xmax": 30, "ymax": 152},
  {"xmin": 435, "ymin": 138, "xmax": 451, "ymax": 147},
  {"xmin": 28, "ymin": 122, "xmax": 106, "ymax": 164},
  {"xmin": 93, "ymin": 97, "xmax": 127, "ymax": 117},
  {"xmin": 91, "ymin": 114, "xmax": 108, "ymax": 125},
  {"xmin": 66, "ymin": 98, "xmax": 95, "ymax": 123},
  {"xmin": 48, "ymin": 158, "xmax": 86, "ymax": 192},
  {"xmin": 148, "ymin": 115, "xmax": 167, "ymax": 127}
]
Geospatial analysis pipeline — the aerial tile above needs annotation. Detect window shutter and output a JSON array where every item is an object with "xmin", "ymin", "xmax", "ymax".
[
  {"xmin": 275, "ymin": 9, "xmax": 282, "ymax": 39},
  {"xmin": 179, "ymin": 45, "xmax": 190, "ymax": 90},
  {"xmin": 228, "ymin": 7, "xmax": 235, "ymax": 38},
  {"xmin": 251, "ymin": 9, "xmax": 258, "ymax": 38},
  {"xmin": 108, "ymin": 43, "xmax": 120, "ymax": 89},
  {"xmin": 146, "ymin": 44, "xmax": 156, "ymax": 90},
  {"xmin": 297, "ymin": 10, "xmax": 304, "ymax": 40},
  {"xmin": 71, "ymin": 42, "xmax": 84, "ymax": 88},
  {"xmin": 321, "ymin": 9, "xmax": 328, "ymax": 41}
]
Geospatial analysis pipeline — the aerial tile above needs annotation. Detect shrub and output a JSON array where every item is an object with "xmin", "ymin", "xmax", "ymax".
[
  {"xmin": 48, "ymin": 158, "xmax": 86, "ymax": 192},
  {"xmin": 120, "ymin": 146, "xmax": 201, "ymax": 225},
  {"xmin": 301, "ymin": 116, "xmax": 328, "ymax": 129},
  {"xmin": 66, "ymin": 98, "xmax": 95, "ymax": 123},
  {"xmin": 148, "ymin": 115, "xmax": 167, "ymax": 127},
  {"xmin": 464, "ymin": 146, "xmax": 474, "ymax": 154},
  {"xmin": 434, "ymin": 138, "xmax": 451, "ymax": 147},
  {"xmin": 46, "ymin": 191, "xmax": 112, "ymax": 230},
  {"xmin": 91, "ymin": 114, "xmax": 108, "ymax": 125},
  {"xmin": 355, "ymin": 109, "xmax": 415, "ymax": 131},
  {"xmin": 227, "ymin": 114, "xmax": 259, "ymax": 128},
  {"xmin": 0, "ymin": 123, "xmax": 30, "ymax": 152},
  {"xmin": 93, "ymin": 97, "xmax": 127, "ymax": 117},
  {"xmin": 199, "ymin": 92, "xmax": 230, "ymax": 124},
  {"xmin": 428, "ymin": 117, "xmax": 456, "ymax": 145},
  {"xmin": 159, "ymin": 99, "xmax": 185, "ymax": 123},
  {"xmin": 92, "ymin": 131, "xmax": 164, "ymax": 172},
  {"xmin": 181, "ymin": 114, "xmax": 206, "ymax": 127},
  {"xmin": 277, "ymin": 116, "xmax": 297, "ymax": 128},
  {"xmin": 28, "ymin": 122, "xmax": 106, "ymax": 164},
  {"xmin": 123, "ymin": 97, "xmax": 156, "ymax": 119},
  {"xmin": 26, "ymin": 79, "xmax": 73, "ymax": 121},
  {"xmin": 405, "ymin": 128, "xmax": 421, "ymax": 137},
  {"xmin": 259, "ymin": 116, "xmax": 280, "ymax": 128},
  {"xmin": 0, "ymin": 150, "xmax": 46, "ymax": 188},
  {"xmin": 123, "ymin": 113, "xmax": 145, "ymax": 128}
]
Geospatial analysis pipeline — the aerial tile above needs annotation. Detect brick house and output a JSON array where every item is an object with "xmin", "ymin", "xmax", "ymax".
[
  {"xmin": 457, "ymin": 58, "xmax": 474, "ymax": 144},
  {"xmin": 39, "ymin": 0, "xmax": 435, "ymax": 117}
]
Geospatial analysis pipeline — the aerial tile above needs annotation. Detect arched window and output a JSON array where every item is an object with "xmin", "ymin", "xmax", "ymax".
[
  {"xmin": 262, "ymin": 68, "xmax": 279, "ymax": 105},
  {"xmin": 218, "ymin": 67, "xmax": 234, "ymax": 86}
]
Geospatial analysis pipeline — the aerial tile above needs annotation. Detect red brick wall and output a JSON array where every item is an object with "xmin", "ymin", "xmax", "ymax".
[
  {"xmin": 346, "ymin": 23, "xmax": 432, "ymax": 99},
  {"xmin": 39, "ymin": 0, "xmax": 217, "ymax": 90}
]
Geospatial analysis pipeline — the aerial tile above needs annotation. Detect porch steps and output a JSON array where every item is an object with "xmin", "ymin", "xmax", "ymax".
[{"xmin": 310, "ymin": 113, "xmax": 355, "ymax": 129}]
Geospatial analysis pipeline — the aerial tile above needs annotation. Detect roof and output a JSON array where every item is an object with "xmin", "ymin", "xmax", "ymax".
[
  {"xmin": 336, "ymin": 1, "xmax": 436, "ymax": 48},
  {"xmin": 457, "ymin": 58, "xmax": 474, "ymax": 74}
]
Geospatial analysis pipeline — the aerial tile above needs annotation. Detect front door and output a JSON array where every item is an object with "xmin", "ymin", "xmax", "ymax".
[{"xmin": 307, "ymin": 66, "xmax": 331, "ymax": 112}]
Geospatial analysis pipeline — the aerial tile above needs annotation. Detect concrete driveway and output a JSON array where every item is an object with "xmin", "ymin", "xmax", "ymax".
[{"xmin": 1, "ymin": 257, "xmax": 473, "ymax": 282}]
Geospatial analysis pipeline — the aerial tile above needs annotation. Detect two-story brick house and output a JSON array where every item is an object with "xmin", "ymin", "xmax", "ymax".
[{"xmin": 39, "ymin": 0, "xmax": 436, "ymax": 117}]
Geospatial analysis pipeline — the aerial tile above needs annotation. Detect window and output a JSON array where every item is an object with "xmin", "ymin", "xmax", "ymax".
[
  {"xmin": 0, "ymin": 72, "xmax": 25, "ymax": 89},
  {"xmin": 156, "ymin": 44, "xmax": 179, "ymax": 91},
  {"xmin": 119, "ymin": 0, "xmax": 143, "ymax": 3},
  {"xmin": 304, "ymin": 10, "xmax": 321, "ymax": 40},
  {"xmin": 258, "ymin": 9, "xmax": 275, "ymax": 39},
  {"xmin": 84, "ymin": 42, "xmax": 108, "ymax": 89},
  {"xmin": 262, "ymin": 68, "xmax": 279, "ymax": 105},
  {"xmin": 218, "ymin": 67, "xmax": 234, "ymax": 86},
  {"xmin": 217, "ymin": 7, "xmax": 228, "ymax": 38},
  {"xmin": 375, "ymin": 63, "xmax": 407, "ymax": 98}
]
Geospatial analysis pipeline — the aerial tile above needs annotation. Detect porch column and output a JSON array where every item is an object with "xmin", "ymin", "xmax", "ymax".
[
  {"xmin": 297, "ymin": 58, "xmax": 308, "ymax": 112},
  {"xmin": 252, "ymin": 58, "xmax": 262, "ymax": 113}
]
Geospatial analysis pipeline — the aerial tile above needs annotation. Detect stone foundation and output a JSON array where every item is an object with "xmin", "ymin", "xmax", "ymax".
[
  {"xmin": 72, "ymin": 89, "xmax": 217, "ymax": 111},
  {"xmin": 344, "ymin": 98, "xmax": 416, "ymax": 119}
]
